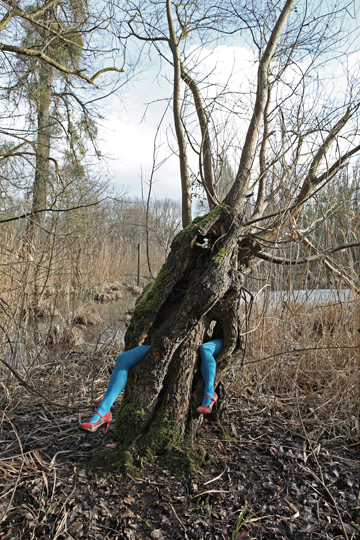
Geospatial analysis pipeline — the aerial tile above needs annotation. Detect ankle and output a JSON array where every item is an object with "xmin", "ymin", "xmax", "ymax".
[{"xmin": 89, "ymin": 409, "xmax": 110, "ymax": 423}]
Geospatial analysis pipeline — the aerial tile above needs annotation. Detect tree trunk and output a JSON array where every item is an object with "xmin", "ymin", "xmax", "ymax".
[
  {"xmin": 166, "ymin": 0, "xmax": 192, "ymax": 228},
  {"xmin": 26, "ymin": 0, "xmax": 54, "ymax": 313},
  {"xmin": 32, "ymin": 3, "xmax": 54, "ymax": 226},
  {"xmin": 115, "ymin": 204, "xmax": 259, "ymax": 457},
  {"xmin": 113, "ymin": 0, "xmax": 295, "ymax": 464}
]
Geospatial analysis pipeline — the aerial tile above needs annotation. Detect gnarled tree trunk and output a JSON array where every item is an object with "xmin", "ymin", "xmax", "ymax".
[{"xmin": 115, "ymin": 204, "xmax": 258, "ymax": 456}]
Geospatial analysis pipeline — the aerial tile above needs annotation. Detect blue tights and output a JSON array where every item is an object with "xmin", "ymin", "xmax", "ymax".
[{"xmin": 89, "ymin": 339, "xmax": 223, "ymax": 423}]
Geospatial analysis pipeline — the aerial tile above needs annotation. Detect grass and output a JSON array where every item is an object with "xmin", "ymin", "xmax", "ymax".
[
  {"xmin": 240, "ymin": 288, "xmax": 359, "ymax": 439},
  {"xmin": 1, "ymin": 285, "xmax": 358, "ymax": 444}
]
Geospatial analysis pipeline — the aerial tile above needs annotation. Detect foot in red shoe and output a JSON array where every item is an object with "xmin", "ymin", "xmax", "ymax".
[
  {"xmin": 196, "ymin": 392, "xmax": 218, "ymax": 414},
  {"xmin": 80, "ymin": 411, "xmax": 112, "ymax": 433}
]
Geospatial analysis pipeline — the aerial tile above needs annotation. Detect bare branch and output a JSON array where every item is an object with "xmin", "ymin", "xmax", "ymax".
[
  {"xmin": 181, "ymin": 63, "xmax": 218, "ymax": 209},
  {"xmin": 293, "ymin": 107, "xmax": 359, "ymax": 212},
  {"xmin": 166, "ymin": 0, "xmax": 191, "ymax": 227},
  {"xmin": 225, "ymin": 0, "xmax": 295, "ymax": 214},
  {"xmin": 0, "ymin": 43, "xmax": 124, "ymax": 86},
  {"xmin": 0, "ymin": 199, "xmax": 108, "ymax": 224},
  {"xmin": 0, "ymin": 0, "xmax": 60, "ymax": 32},
  {"xmin": 252, "ymin": 84, "xmax": 272, "ymax": 220},
  {"xmin": 245, "ymin": 143, "xmax": 360, "ymax": 229},
  {"xmin": 256, "ymin": 241, "xmax": 360, "ymax": 265}
]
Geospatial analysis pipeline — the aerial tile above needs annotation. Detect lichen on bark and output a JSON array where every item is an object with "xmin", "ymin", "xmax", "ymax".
[{"xmin": 212, "ymin": 248, "xmax": 226, "ymax": 263}]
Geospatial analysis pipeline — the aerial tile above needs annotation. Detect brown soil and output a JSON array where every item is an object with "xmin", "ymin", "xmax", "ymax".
[{"xmin": 1, "ymin": 393, "xmax": 359, "ymax": 540}]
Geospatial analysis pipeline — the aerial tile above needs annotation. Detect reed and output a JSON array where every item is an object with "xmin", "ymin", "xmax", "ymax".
[
  {"xmin": 0, "ymin": 202, "xmax": 359, "ymax": 441},
  {"xmin": 240, "ymin": 289, "xmax": 359, "ymax": 439}
]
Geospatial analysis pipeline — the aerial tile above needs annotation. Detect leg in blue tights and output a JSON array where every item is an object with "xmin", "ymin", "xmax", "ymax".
[
  {"xmin": 88, "ymin": 345, "xmax": 150, "ymax": 423},
  {"xmin": 199, "ymin": 339, "xmax": 223, "ymax": 408}
]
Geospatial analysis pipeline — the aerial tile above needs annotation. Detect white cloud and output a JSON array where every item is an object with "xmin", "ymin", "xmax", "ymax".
[{"xmin": 98, "ymin": 43, "xmax": 256, "ymax": 201}]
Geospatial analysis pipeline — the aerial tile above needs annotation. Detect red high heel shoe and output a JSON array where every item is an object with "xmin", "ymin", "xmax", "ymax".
[
  {"xmin": 80, "ymin": 411, "xmax": 112, "ymax": 434},
  {"xmin": 196, "ymin": 392, "xmax": 218, "ymax": 414}
]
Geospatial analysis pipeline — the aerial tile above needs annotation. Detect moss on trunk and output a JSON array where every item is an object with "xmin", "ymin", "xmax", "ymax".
[
  {"xmin": 115, "ymin": 402, "xmax": 145, "ymax": 445},
  {"xmin": 139, "ymin": 409, "xmax": 182, "ymax": 455},
  {"xmin": 172, "ymin": 201, "xmax": 230, "ymax": 244},
  {"xmin": 98, "ymin": 407, "xmax": 211, "ymax": 477},
  {"xmin": 126, "ymin": 261, "xmax": 170, "ymax": 342}
]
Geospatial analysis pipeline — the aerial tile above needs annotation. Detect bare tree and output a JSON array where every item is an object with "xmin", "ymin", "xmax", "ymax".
[
  {"xmin": 0, "ymin": 0, "xmax": 125, "ymax": 221},
  {"xmin": 110, "ymin": 0, "xmax": 360, "ymax": 460},
  {"xmin": 0, "ymin": 0, "xmax": 127, "ymax": 310}
]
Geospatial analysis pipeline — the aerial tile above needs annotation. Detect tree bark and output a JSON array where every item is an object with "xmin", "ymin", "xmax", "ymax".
[
  {"xmin": 26, "ymin": 0, "xmax": 54, "ymax": 310},
  {"xmin": 32, "ymin": 0, "xmax": 54, "ymax": 226},
  {"xmin": 166, "ymin": 0, "xmax": 192, "ymax": 228},
  {"xmin": 32, "ymin": 58, "xmax": 53, "ymax": 226},
  {"xmin": 116, "ymin": 204, "xmax": 259, "ymax": 454}
]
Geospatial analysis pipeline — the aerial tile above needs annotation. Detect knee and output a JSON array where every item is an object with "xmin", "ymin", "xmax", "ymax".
[
  {"xmin": 199, "ymin": 342, "xmax": 213, "ymax": 359},
  {"xmin": 199, "ymin": 343, "xmax": 206, "ymax": 354},
  {"xmin": 115, "ymin": 353, "xmax": 123, "ymax": 365}
]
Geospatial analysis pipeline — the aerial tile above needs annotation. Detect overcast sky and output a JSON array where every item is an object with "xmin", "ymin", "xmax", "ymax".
[{"xmin": 98, "ymin": 43, "xmax": 257, "ymax": 203}]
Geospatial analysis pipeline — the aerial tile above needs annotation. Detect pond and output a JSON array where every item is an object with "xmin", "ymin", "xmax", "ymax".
[
  {"xmin": 51, "ymin": 287, "xmax": 138, "ymax": 345},
  {"xmin": 260, "ymin": 288, "xmax": 356, "ymax": 306}
]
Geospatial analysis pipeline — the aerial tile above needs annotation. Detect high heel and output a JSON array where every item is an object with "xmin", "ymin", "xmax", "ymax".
[
  {"xmin": 196, "ymin": 392, "xmax": 218, "ymax": 414},
  {"xmin": 80, "ymin": 411, "xmax": 112, "ymax": 433}
]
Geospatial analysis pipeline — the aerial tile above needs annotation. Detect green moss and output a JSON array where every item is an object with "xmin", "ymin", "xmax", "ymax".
[
  {"xmin": 172, "ymin": 202, "xmax": 230, "ymax": 244},
  {"xmin": 140, "ymin": 410, "xmax": 212, "ymax": 472},
  {"xmin": 95, "ymin": 446, "xmax": 140, "ymax": 477},
  {"xmin": 212, "ymin": 247, "xmax": 226, "ymax": 263},
  {"xmin": 158, "ymin": 444, "xmax": 210, "ymax": 473},
  {"xmin": 93, "ymin": 432, "xmax": 212, "ymax": 478},
  {"xmin": 128, "ymin": 261, "xmax": 169, "ymax": 326},
  {"xmin": 141, "ymin": 282, "xmax": 152, "ymax": 296},
  {"xmin": 143, "ymin": 519, "xmax": 154, "ymax": 531},
  {"xmin": 115, "ymin": 402, "xmax": 145, "ymax": 445},
  {"xmin": 141, "ymin": 409, "xmax": 182, "ymax": 455},
  {"xmin": 94, "ymin": 405, "xmax": 216, "ymax": 477}
]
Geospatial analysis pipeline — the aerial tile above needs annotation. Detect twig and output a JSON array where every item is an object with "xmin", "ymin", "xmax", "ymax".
[
  {"xmin": 169, "ymin": 502, "xmax": 189, "ymax": 540},
  {"xmin": 0, "ymin": 415, "xmax": 25, "ymax": 524},
  {"xmin": 295, "ymin": 390, "xmax": 350, "ymax": 540},
  {"xmin": 203, "ymin": 468, "xmax": 226, "ymax": 485},
  {"xmin": 243, "ymin": 345, "xmax": 359, "ymax": 366},
  {"xmin": 190, "ymin": 489, "xmax": 230, "ymax": 500}
]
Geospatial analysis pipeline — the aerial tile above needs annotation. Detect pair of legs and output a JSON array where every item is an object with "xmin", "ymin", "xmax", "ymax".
[{"xmin": 87, "ymin": 339, "xmax": 223, "ymax": 425}]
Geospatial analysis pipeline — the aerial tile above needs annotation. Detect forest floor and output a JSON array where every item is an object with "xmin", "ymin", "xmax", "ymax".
[{"xmin": 1, "ymin": 385, "xmax": 359, "ymax": 540}]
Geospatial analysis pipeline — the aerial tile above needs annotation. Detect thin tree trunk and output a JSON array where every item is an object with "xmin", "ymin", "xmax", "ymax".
[
  {"xmin": 166, "ymin": 0, "xmax": 192, "ymax": 228},
  {"xmin": 32, "ymin": 3, "xmax": 54, "ymax": 226},
  {"xmin": 28, "ymin": 0, "xmax": 54, "ymax": 309},
  {"xmin": 181, "ymin": 65, "xmax": 217, "ymax": 210},
  {"xmin": 225, "ymin": 0, "xmax": 295, "ymax": 215}
]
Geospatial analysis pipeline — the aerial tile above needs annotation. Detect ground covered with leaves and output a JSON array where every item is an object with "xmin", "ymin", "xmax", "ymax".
[{"xmin": 1, "ymin": 391, "xmax": 359, "ymax": 540}]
